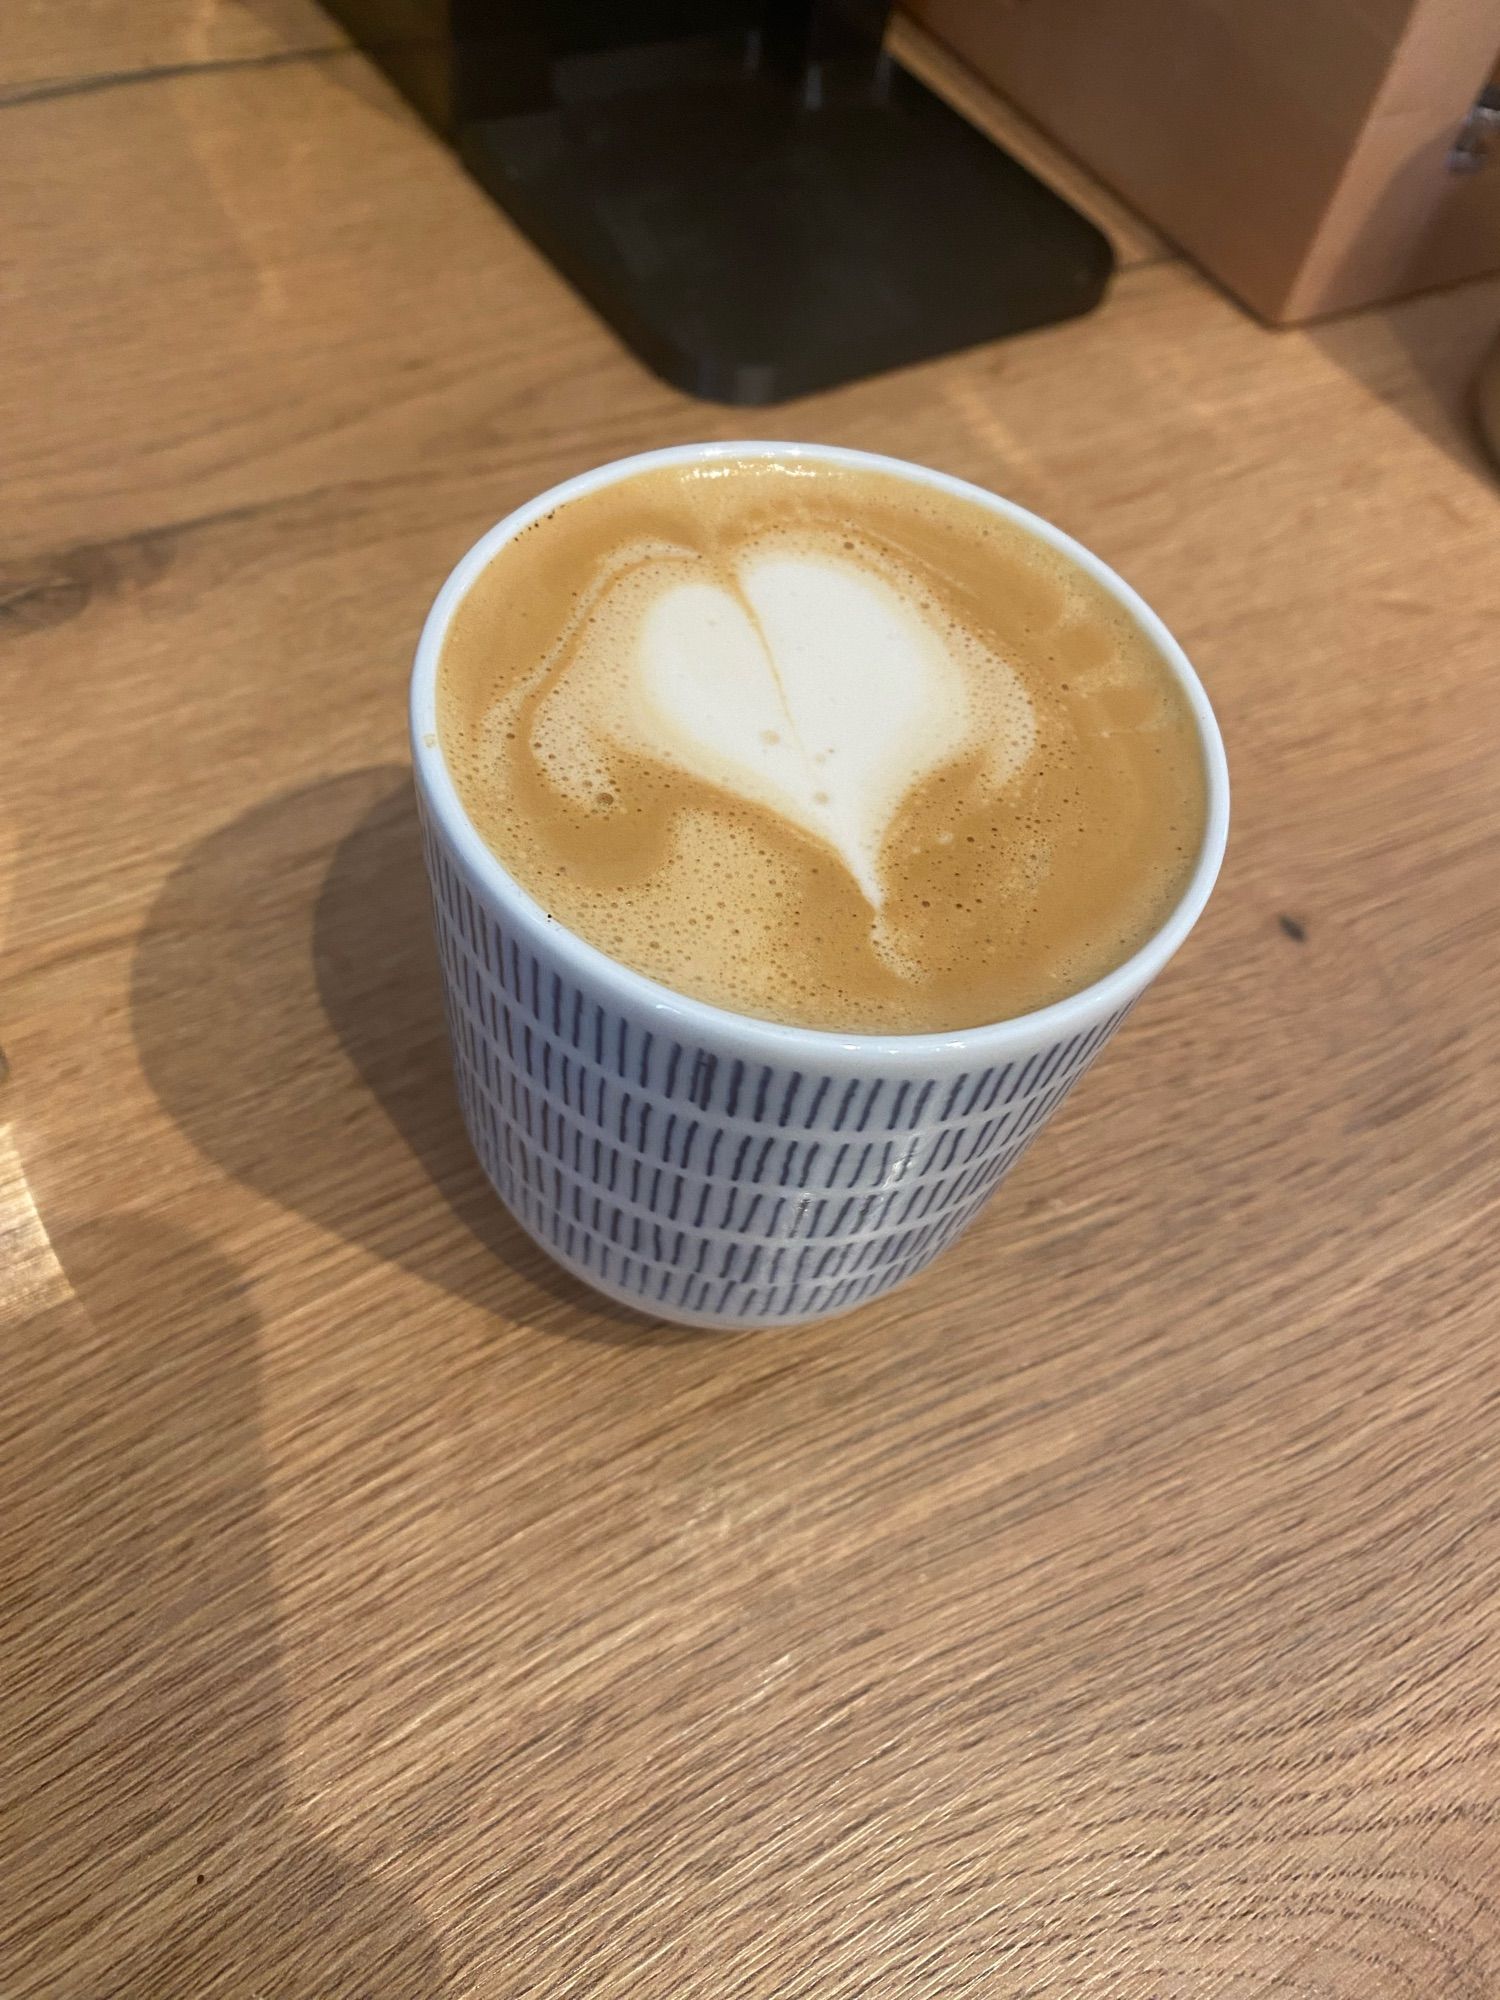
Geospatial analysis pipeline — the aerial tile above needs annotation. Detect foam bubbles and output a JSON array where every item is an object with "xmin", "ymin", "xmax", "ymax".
[{"xmin": 437, "ymin": 457, "xmax": 1207, "ymax": 1032}]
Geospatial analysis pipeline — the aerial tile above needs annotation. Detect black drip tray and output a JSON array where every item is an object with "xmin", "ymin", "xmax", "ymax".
[
  {"xmin": 463, "ymin": 58, "xmax": 1111, "ymax": 403},
  {"xmin": 322, "ymin": 1, "xmax": 1113, "ymax": 405}
]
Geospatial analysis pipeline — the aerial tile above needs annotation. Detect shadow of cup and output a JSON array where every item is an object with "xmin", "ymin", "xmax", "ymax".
[{"xmin": 130, "ymin": 764, "xmax": 698, "ymax": 1346}]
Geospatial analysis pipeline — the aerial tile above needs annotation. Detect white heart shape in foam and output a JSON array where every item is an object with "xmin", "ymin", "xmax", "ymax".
[{"xmin": 637, "ymin": 553, "xmax": 985, "ymax": 907}]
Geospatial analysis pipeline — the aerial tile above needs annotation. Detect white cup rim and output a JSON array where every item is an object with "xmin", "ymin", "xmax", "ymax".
[{"xmin": 411, "ymin": 440, "xmax": 1230, "ymax": 1068}]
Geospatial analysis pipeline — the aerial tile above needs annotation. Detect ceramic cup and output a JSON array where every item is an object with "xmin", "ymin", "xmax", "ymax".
[{"xmin": 410, "ymin": 442, "xmax": 1229, "ymax": 1329}]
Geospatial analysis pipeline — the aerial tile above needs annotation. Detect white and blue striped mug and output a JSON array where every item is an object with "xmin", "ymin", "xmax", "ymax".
[{"xmin": 411, "ymin": 443, "xmax": 1229, "ymax": 1330}]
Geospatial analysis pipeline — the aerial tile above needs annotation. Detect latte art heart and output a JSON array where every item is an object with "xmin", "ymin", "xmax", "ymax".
[
  {"xmin": 441, "ymin": 455, "xmax": 1208, "ymax": 1033},
  {"xmin": 525, "ymin": 536, "xmax": 1037, "ymax": 912}
]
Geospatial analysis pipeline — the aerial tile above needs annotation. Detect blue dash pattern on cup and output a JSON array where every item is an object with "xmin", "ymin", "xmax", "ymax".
[{"xmin": 421, "ymin": 809, "xmax": 1129, "ymax": 1328}]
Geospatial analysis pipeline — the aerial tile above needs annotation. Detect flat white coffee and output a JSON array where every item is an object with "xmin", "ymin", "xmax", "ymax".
[{"xmin": 438, "ymin": 456, "xmax": 1207, "ymax": 1033}]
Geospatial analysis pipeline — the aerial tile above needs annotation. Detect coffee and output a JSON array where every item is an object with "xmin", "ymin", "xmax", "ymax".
[{"xmin": 437, "ymin": 455, "xmax": 1207, "ymax": 1034}]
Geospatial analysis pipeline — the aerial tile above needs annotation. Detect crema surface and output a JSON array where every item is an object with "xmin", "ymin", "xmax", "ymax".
[{"xmin": 438, "ymin": 457, "xmax": 1207, "ymax": 1033}]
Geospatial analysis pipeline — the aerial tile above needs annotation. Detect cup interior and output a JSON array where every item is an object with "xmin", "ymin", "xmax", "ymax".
[{"xmin": 410, "ymin": 440, "xmax": 1230, "ymax": 1064}]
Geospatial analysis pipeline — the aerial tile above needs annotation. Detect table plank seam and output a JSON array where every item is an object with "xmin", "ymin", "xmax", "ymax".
[{"xmin": 0, "ymin": 43, "xmax": 353, "ymax": 114}]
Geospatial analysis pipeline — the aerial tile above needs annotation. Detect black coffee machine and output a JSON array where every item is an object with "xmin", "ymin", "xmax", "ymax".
[{"xmin": 322, "ymin": 0, "xmax": 1111, "ymax": 403}]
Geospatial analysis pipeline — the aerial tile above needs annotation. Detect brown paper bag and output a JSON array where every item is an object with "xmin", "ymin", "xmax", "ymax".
[{"xmin": 906, "ymin": 0, "xmax": 1500, "ymax": 319}]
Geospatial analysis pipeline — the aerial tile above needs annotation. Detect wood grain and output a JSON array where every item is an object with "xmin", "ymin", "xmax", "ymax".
[
  {"xmin": 4, "ymin": 11, "xmax": 1500, "ymax": 1997},
  {"xmin": 0, "ymin": 0, "xmax": 343, "ymax": 101}
]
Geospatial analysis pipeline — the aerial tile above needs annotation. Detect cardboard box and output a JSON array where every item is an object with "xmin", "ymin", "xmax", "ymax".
[{"xmin": 905, "ymin": 0, "xmax": 1500, "ymax": 320}]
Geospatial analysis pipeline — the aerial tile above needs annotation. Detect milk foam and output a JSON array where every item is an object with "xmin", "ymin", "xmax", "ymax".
[
  {"xmin": 512, "ymin": 531, "xmax": 1036, "ymax": 912},
  {"xmin": 441, "ymin": 455, "xmax": 1208, "ymax": 1034}
]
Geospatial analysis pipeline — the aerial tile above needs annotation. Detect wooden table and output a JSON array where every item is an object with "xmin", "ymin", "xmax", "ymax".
[{"xmin": 5, "ymin": 9, "xmax": 1500, "ymax": 1994}]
